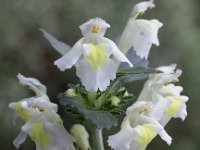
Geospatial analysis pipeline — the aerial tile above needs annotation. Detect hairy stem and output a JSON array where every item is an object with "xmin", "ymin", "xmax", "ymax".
[
  {"xmin": 87, "ymin": 91, "xmax": 96, "ymax": 106},
  {"xmin": 90, "ymin": 125, "xmax": 104, "ymax": 150}
]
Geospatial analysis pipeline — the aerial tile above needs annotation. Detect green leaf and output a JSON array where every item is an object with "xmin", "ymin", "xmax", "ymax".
[
  {"xmin": 58, "ymin": 93, "xmax": 118, "ymax": 129},
  {"xmin": 117, "ymin": 67, "xmax": 162, "ymax": 77},
  {"xmin": 110, "ymin": 74, "xmax": 147, "ymax": 95},
  {"xmin": 108, "ymin": 67, "xmax": 162, "ymax": 95},
  {"xmin": 40, "ymin": 29, "xmax": 71, "ymax": 55}
]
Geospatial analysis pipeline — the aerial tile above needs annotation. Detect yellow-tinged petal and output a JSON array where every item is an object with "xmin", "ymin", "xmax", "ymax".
[
  {"xmin": 86, "ymin": 43, "xmax": 108, "ymax": 70},
  {"xmin": 137, "ymin": 124, "xmax": 156, "ymax": 147},
  {"xmin": 166, "ymin": 96, "xmax": 182, "ymax": 117},
  {"xmin": 16, "ymin": 102, "xmax": 31, "ymax": 122},
  {"xmin": 30, "ymin": 123, "xmax": 51, "ymax": 149}
]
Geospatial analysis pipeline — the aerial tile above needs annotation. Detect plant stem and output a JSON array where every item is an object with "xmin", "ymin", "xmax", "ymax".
[
  {"xmin": 88, "ymin": 91, "xmax": 96, "ymax": 106},
  {"xmin": 90, "ymin": 125, "xmax": 104, "ymax": 150}
]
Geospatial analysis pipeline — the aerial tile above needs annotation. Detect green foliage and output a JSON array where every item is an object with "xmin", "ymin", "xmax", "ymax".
[
  {"xmin": 117, "ymin": 67, "xmax": 162, "ymax": 77},
  {"xmin": 58, "ymin": 67, "xmax": 161, "ymax": 129},
  {"xmin": 40, "ymin": 29, "xmax": 71, "ymax": 55},
  {"xmin": 110, "ymin": 67, "xmax": 162, "ymax": 95},
  {"xmin": 58, "ymin": 93, "xmax": 118, "ymax": 129}
]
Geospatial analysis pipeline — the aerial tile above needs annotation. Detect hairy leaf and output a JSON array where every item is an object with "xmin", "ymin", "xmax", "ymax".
[
  {"xmin": 108, "ymin": 67, "xmax": 162, "ymax": 95},
  {"xmin": 58, "ymin": 93, "xmax": 118, "ymax": 129},
  {"xmin": 40, "ymin": 29, "xmax": 71, "ymax": 55},
  {"xmin": 117, "ymin": 67, "xmax": 162, "ymax": 77}
]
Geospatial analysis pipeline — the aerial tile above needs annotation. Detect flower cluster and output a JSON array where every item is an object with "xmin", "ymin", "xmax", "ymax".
[
  {"xmin": 108, "ymin": 64, "xmax": 188, "ymax": 150},
  {"xmin": 9, "ymin": 74, "xmax": 75, "ymax": 150},
  {"xmin": 9, "ymin": 0, "xmax": 189, "ymax": 150}
]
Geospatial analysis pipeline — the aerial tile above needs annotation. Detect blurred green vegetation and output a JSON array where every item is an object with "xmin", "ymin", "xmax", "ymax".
[{"xmin": 0, "ymin": 0, "xmax": 199, "ymax": 149}]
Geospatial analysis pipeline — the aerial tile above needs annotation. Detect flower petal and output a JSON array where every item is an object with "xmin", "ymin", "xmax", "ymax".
[
  {"xmin": 136, "ymin": 19, "xmax": 163, "ymax": 45},
  {"xmin": 9, "ymin": 100, "xmax": 33, "ymax": 122},
  {"xmin": 17, "ymin": 73, "xmax": 47, "ymax": 97},
  {"xmin": 76, "ymin": 58, "xmax": 117, "ymax": 91},
  {"xmin": 82, "ymin": 43, "xmax": 109, "ymax": 70},
  {"xmin": 133, "ymin": 19, "xmax": 163, "ymax": 59},
  {"xmin": 148, "ymin": 94, "xmax": 172, "ymax": 121},
  {"xmin": 103, "ymin": 37, "xmax": 133, "ymax": 67},
  {"xmin": 131, "ymin": 0, "xmax": 155, "ymax": 18},
  {"xmin": 133, "ymin": 115, "xmax": 171, "ymax": 146},
  {"xmin": 156, "ymin": 64, "xmax": 177, "ymax": 74},
  {"xmin": 126, "ymin": 101, "xmax": 151, "ymax": 116},
  {"xmin": 54, "ymin": 38, "xmax": 83, "ymax": 71},
  {"xmin": 134, "ymin": 35, "xmax": 152, "ymax": 59},
  {"xmin": 22, "ymin": 122, "xmax": 52, "ymax": 149},
  {"xmin": 157, "ymin": 84, "xmax": 183, "ymax": 96},
  {"xmin": 46, "ymin": 123, "xmax": 75, "ymax": 150},
  {"xmin": 118, "ymin": 19, "xmax": 141, "ymax": 54},
  {"xmin": 159, "ymin": 130, "xmax": 172, "ymax": 145},
  {"xmin": 108, "ymin": 117, "xmax": 135, "ymax": 150},
  {"xmin": 13, "ymin": 130, "xmax": 27, "ymax": 149},
  {"xmin": 79, "ymin": 17, "xmax": 110, "ymax": 37},
  {"xmin": 173, "ymin": 96, "xmax": 189, "ymax": 121}
]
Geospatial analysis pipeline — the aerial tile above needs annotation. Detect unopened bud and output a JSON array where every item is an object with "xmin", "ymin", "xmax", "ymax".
[
  {"xmin": 70, "ymin": 124, "xmax": 90, "ymax": 150},
  {"xmin": 111, "ymin": 96, "xmax": 120, "ymax": 106},
  {"xmin": 66, "ymin": 89, "xmax": 76, "ymax": 97}
]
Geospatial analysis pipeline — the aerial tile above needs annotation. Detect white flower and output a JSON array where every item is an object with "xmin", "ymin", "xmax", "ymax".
[
  {"xmin": 70, "ymin": 124, "xmax": 91, "ymax": 150},
  {"xmin": 108, "ymin": 112, "xmax": 171, "ymax": 150},
  {"xmin": 54, "ymin": 18, "xmax": 132, "ymax": 92},
  {"xmin": 10, "ymin": 99, "xmax": 75, "ymax": 150},
  {"xmin": 9, "ymin": 74, "xmax": 75, "ymax": 150},
  {"xmin": 108, "ymin": 64, "xmax": 189, "ymax": 150},
  {"xmin": 118, "ymin": 0, "xmax": 163, "ymax": 59},
  {"xmin": 137, "ymin": 64, "xmax": 189, "ymax": 126},
  {"xmin": 9, "ymin": 74, "xmax": 54, "ymax": 123}
]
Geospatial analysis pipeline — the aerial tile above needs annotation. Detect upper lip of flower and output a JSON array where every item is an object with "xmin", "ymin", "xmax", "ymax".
[
  {"xmin": 79, "ymin": 17, "xmax": 110, "ymax": 37},
  {"xmin": 17, "ymin": 73, "xmax": 47, "ymax": 97},
  {"xmin": 130, "ymin": 0, "xmax": 155, "ymax": 18}
]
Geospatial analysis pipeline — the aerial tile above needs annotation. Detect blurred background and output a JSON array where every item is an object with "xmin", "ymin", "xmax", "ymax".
[{"xmin": 0, "ymin": 0, "xmax": 199, "ymax": 149}]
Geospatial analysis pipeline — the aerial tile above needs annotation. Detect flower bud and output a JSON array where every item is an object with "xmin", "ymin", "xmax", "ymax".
[
  {"xmin": 66, "ymin": 89, "xmax": 76, "ymax": 97},
  {"xmin": 70, "ymin": 124, "xmax": 90, "ymax": 150},
  {"xmin": 111, "ymin": 96, "xmax": 120, "ymax": 106}
]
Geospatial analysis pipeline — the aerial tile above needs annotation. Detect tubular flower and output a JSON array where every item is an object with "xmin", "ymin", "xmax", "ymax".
[
  {"xmin": 9, "ymin": 74, "xmax": 54, "ymax": 123},
  {"xmin": 9, "ymin": 74, "xmax": 75, "ymax": 150},
  {"xmin": 137, "ymin": 64, "xmax": 189, "ymax": 126},
  {"xmin": 54, "ymin": 18, "xmax": 132, "ymax": 92},
  {"xmin": 118, "ymin": 0, "xmax": 163, "ymax": 59},
  {"xmin": 108, "ymin": 64, "xmax": 189, "ymax": 150},
  {"xmin": 108, "ymin": 112, "xmax": 171, "ymax": 150}
]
